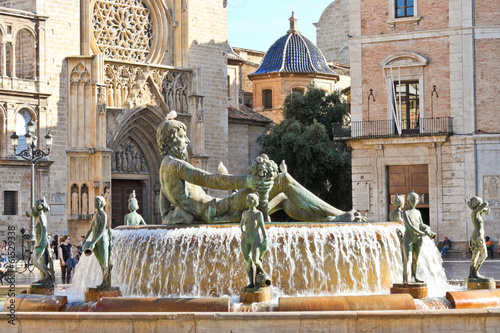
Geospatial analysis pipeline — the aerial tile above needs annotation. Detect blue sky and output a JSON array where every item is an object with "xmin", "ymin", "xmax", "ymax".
[{"xmin": 227, "ymin": 0, "xmax": 334, "ymax": 52}]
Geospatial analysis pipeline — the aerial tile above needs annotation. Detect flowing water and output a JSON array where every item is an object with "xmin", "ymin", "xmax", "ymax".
[{"xmin": 64, "ymin": 224, "xmax": 454, "ymax": 303}]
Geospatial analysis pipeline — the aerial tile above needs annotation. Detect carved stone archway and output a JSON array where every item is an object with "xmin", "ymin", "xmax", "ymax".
[
  {"xmin": 107, "ymin": 105, "xmax": 192, "ymax": 225},
  {"xmin": 107, "ymin": 106, "xmax": 163, "ymax": 225}
]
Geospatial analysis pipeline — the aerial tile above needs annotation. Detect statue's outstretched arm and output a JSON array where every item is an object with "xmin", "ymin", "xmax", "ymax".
[{"xmin": 168, "ymin": 158, "xmax": 250, "ymax": 190}]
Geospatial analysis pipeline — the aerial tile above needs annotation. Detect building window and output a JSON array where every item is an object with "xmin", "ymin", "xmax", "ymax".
[
  {"xmin": 292, "ymin": 88, "xmax": 305, "ymax": 95},
  {"xmin": 16, "ymin": 109, "xmax": 32, "ymax": 151},
  {"xmin": 4, "ymin": 191, "xmax": 17, "ymax": 215},
  {"xmin": 262, "ymin": 89, "xmax": 272, "ymax": 109},
  {"xmin": 395, "ymin": 0, "xmax": 414, "ymax": 18},
  {"xmin": 394, "ymin": 81, "xmax": 419, "ymax": 132},
  {"xmin": 227, "ymin": 75, "xmax": 231, "ymax": 98}
]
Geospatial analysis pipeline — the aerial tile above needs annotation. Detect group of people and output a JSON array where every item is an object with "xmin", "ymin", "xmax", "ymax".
[
  {"xmin": 49, "ymin": 234, "xmax": 85, "ymax": 284},
  {"xmin": 440, "ymin": 235, "xmax": 499, "ymax": 258}
]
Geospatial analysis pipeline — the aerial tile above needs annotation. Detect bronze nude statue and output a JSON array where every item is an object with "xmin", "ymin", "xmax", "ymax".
[
  {"xmin": 124, "ymin": 191, "xmax": 146, "ymax": 226},
  {"xmin": 26, "ymin": 198, "xmax": 55, "ymax": 287},
  {"xmin": 398, "ymin": 191, "xmax": 436, "ymax": 284},
  {"xmin": 83, "ymin": 196, "xmax": 113, "ymax": 289},
  {"xmin": 389, "ymin": 194, "xmax": 405, "ymax": 223},
  {"xmin": 241, "ymin": 193, "xmax": 271, "ymax": 290},
  {"xmin": 157, "ymin": 113, "xmax": 365, "ymax": 224},
  {"xmin": 467, "ymin": 196, "xmax": 490, "ymax": 280}
]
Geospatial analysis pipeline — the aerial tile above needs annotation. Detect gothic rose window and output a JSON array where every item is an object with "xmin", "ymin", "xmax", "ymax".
[{"xmin": 92, "ymin": 0, "xmax": 153, "ymax": 62}]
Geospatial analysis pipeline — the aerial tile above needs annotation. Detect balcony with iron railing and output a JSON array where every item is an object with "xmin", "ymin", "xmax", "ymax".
[{"xmin": 332, "ymin": 117, "xmax": 453, "ymax": 140}]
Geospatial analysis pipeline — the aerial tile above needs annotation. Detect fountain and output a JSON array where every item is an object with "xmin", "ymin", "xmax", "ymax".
[
  {"xmin": 66, "ymin": 223, "xmax": 448, "ymax": 302},
  {"xmin": 2, "ymin": 114, "xmax": 500, "ymax": 332}
]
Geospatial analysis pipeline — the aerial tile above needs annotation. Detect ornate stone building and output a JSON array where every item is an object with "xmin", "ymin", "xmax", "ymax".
[
  {"xmin": 0, "ymin": 0, "xmax": 231, "ymax": 242},
  {"xmin": 325, "ymin": 0, "xmax": 500, "ymax": 242}
]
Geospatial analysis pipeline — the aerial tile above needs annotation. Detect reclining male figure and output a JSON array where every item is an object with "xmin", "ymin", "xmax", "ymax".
[{"xmin": 157, "ymin": 116, "xmax": 364, "ymax": 224}]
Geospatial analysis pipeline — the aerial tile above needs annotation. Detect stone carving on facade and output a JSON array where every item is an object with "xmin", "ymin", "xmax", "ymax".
[
  {"xmin": 104, "ymin": 187, "xmax": 111, "ymax": 215},
  {"xmin": 97, "ymin": 85, "xmax": 107, "ymax": 114},
  {"xmin": 70, "ymin": 63, "xmax": 91, "ymax": 84},
  {"xmin": 82, "ymin": 192, "xmax": 89, "ymax": 215},
  {"xmin": 133, "ymin": 81, "xmax": 159, "ymax": 107},
  {"xmin": 71, "ymin": 191, "xmax": 79, "ymax": 215},
  {"xmin": 92, "ymin": 0, "xmax": 153, "ymax": 62},
  {"xmin": 484, "ymin": 175, "xmax": 500, "ymax": 207},
  {"xmin": 111, "ymin": 138, "xmax": 148, "ymax": 174},
  {"xmin": 104, "ymin": 63, "xmax": 189, "ymax": 112}
]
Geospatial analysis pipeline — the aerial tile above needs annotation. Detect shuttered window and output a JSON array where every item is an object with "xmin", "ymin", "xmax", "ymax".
[{"xmin": 4, "ymin": 191, "xmax": 17, "ymax": 215}]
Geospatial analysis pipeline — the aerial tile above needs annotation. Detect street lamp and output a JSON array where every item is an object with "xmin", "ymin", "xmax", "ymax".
[{"xmin": 10, "ymin": 120, "xmax": 53, "ymax": 246}]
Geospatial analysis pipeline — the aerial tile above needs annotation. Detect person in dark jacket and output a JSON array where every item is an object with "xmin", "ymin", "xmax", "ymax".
[{"xmin": 58, "ymin": 235, "xmax": 73, "ymax": 284}]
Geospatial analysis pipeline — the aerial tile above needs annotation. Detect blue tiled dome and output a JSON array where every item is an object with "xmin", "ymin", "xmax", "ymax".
[{"xmin": 250, "ymin": 30, "xmax": 335, "ymax": 76}]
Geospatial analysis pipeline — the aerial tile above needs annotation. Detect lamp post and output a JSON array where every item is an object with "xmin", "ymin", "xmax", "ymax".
[{"xmin": 10, "ymin": 120, "xmax": 53, "ymax": 246}]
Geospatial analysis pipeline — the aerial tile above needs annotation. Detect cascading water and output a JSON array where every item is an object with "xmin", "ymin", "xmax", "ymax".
[{"xmin": 64, "ymin": 223, "xmax": 452, "ymax": 302}]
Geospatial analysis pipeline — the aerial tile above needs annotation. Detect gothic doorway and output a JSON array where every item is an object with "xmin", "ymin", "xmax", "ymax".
[
  {"xmin": 387, "ymin": 164, "xmax": 429, "ymax": 225},
  {"xmin": 111, "ymin": 179, "xmax": 144, "ymax": 228}
]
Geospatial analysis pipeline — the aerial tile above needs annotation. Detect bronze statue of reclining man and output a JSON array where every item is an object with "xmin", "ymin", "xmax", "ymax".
[{"xmin": 157, "ymin": 115, "xmax": 365, "ymax": 224}]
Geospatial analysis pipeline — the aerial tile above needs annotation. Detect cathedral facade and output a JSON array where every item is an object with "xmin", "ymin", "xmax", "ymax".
[{"xmin": 0, "ymin": 0, "xmax": 230, "ymax": 242}]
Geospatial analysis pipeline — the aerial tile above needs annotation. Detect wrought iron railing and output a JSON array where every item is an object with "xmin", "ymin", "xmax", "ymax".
[{"xmin": 332, "ymin": 117, "xmax": 453, "ymax": 140}]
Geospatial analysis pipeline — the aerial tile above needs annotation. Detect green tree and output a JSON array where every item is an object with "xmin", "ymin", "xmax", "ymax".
[{"xmin": 258, "ymin": 86, "xmax": 352, "ymax": 215}]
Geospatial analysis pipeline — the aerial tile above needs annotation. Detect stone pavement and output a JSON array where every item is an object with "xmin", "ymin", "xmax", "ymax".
[
  {"xmin": 443, "ymin": 259, "xmax": 500, "ymax": 280},
  {"xmin": 2, "ymin": 259, "xmax": 71, "ymax": 286}
]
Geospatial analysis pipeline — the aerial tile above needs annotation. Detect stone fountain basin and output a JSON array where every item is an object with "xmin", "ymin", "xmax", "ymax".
[
  {"xmin": 5, "ymin": 288, "xmax": 500, "ymax": 312},
  {"xmin": 1, "ymin": 298, "xmax": 500, "ymax": 333}
]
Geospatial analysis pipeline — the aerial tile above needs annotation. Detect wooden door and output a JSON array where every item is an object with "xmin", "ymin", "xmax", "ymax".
[
  {"xmin": 111, "ymin": 179, "xmax": 144, "ymax": 228},
  {"xmin": 388, "ymin": 164, "xmax": 429, "ymax": 225}
]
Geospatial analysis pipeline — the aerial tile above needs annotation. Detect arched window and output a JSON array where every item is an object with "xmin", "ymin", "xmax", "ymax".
[
  {"xmin": 16, "ymin": 109, "xmax": 32, "ymax": 151},
  {"xmin": 292, "ymin": 88, "xmax": 305, "ymax": 95},
  {"xmin": 15, "ymin": 28, "xmax": 35, "ymax": 79},
  {"xmin": 380, "ymin": 52, "xmax": 428, "ymax": 135}
]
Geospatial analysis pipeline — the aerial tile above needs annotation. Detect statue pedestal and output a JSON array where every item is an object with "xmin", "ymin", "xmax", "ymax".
[
  {"xmin": 466, "ymin": 278, "xmax": 496, "ymax": 290},
  {"xmin": 28, "ymin": 282, "xmax": 55, "ymax": 295},
  {"xmin": 240, "ymin": 287, "xmax": 271, "ymax": 304},
  {"xmin": 390, "ymin": 283, "xmax": 428, "ymax": 299},
  {"xmin": 85, "ymin": 287, "xmax": 122, "ymax": 302}
]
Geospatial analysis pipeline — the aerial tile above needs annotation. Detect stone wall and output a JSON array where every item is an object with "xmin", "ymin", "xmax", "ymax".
[
  {"xmin": 475, "ymin": 0, "xmax": 500, "ymax": 26},
  {"xmin": 475, "ymin": 39, "xmax": 500, "ymax": 134},
  {"xmin": 0, "ymin": 0, "xmax": 36, "ymax": 12},
  {"xmin": 227, "ymin": 121, "xmax": 266, "ymax": 176},
  {"xmin": 315, "ymin": 0, "xmax": 350, "ymax": 65},
  {"xmin": 475, "ymin": 136, "xmax": 500, "ymax": 239},
  {"xmin": 187, "ymin": 0, "xmax": 228, "ymax": 182},
  {"xmin": 350, "ymin": 134, "xmax": 500, "ymax": 243},
  {"xmin": 42, "ymin": 0, "xmax": 81, "ymax": 236},
  {"xmin": 0, "ymin": 2, "xmax": 79, "ymax": 249},
  {"xmin": 227, "ymin": 122, "xmax": 249, "ymax": 176},
  {"xmin": 361, "ymin": 0, "xmax": 449, "ymax": 36},
  {"xmin": 359, "ymin": 38, "xmax": 450, "ymax": 122}
]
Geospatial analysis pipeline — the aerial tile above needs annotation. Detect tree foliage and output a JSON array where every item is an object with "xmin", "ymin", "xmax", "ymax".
[{"xmin": 258, "ymin": 86, "xmax": 352, "ymax": 213}]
